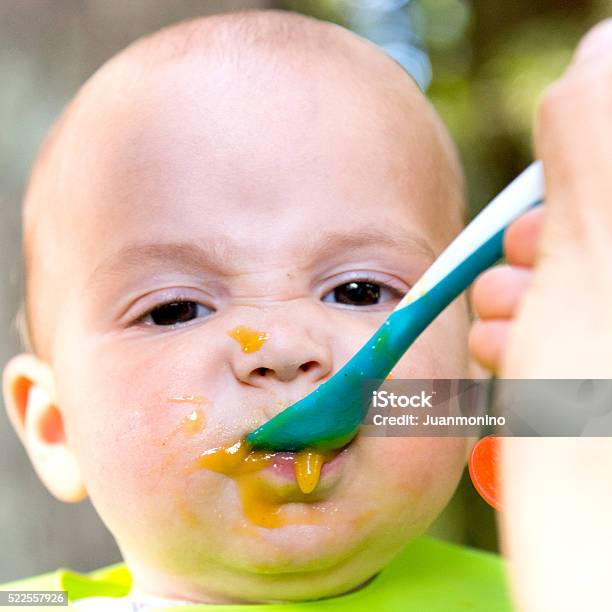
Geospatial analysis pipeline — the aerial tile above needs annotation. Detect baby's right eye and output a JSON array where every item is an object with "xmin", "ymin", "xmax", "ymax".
[{"xmin": 141, "ymin": 300, "xmax": 214, "ymax": 327}]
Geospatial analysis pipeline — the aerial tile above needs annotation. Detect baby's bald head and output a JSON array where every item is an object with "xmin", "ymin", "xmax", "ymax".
[{"xmin": 22, "ymin": 10, "xmax": 463, "ymax": 360}]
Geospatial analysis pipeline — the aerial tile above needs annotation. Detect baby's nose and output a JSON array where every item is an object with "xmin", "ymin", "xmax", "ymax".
[{"xmin": 229, "ymin": 320, "xmax": 332, "ymax": 388}]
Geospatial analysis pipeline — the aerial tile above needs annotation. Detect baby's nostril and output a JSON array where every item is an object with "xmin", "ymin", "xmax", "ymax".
[
  {"xmin": 257, "ymin": 367, "xmax": 269, "ymax": 376},
  {"xmin": 300, "ymin": 361, "xmax": 318, "ymax": 373}
]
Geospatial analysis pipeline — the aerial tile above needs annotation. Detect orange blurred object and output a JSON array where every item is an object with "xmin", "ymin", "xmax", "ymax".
[{"xmin": 468, "ymin": 435, "xmax": 502, "ymax": 511}]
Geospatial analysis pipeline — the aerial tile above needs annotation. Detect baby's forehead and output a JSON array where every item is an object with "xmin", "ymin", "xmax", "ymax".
[{"xmin": 33, "ymin": 42, "xmax": 450, "ymax": 235}]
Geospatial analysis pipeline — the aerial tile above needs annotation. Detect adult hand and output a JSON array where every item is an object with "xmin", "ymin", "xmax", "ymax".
[
  {"xmin": 470, "ymin": 20, "xmax": 612, "ymax": 378},
  {"xmin": 470, "ymin": 20, "xmax": 612, "ymax": 612}
]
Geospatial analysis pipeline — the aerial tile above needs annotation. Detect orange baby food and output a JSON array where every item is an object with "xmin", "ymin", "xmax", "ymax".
[
  {"xmin": 180, "ymin": 409, "xmax": 206, "ymax": 435},
  {"xmin": 197, "ymin": 440, "xmax": 336, "ymax": 527},
  {"xmin": 294, "ymin": 450, "xmax": 333, "ymax": 494},
  {"xmin": 227, "ymin": 326, "xmax": 269, "ymax": 353},
  {"xmin": 169, "ymin": 395, "xmax": 208, "ymax": 404},
  {"xmin": 199, "ymin": 440, "xmax": 274, "ymax": 474}
]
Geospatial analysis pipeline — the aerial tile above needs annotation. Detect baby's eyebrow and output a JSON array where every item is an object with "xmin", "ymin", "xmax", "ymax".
[
  {"xmin": 87, "ymin": 241, "xmax": 232, "ymax": 287},
  {"xmin": 306, "ymin": 229, "xmax": 436, "ymax": 263},
  {"xmin": 86, "ymin": 230, "xmax": 436, "ymax": 289}
]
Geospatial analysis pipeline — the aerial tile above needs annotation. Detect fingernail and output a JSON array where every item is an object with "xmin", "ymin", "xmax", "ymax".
[{"xmin": 573, "ymin": 19, "xmax": 612, "ymax": 66}]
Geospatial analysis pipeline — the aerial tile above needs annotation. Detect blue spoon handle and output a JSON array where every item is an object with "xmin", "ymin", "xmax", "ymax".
[{"xmin": 247, "ymin": 162, "xmax": 545, "ymax": 451}]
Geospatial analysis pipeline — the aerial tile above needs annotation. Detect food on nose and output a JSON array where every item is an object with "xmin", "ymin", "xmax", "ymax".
[{"xmin": 228, "ymin": 326, "xmax": 269, "ymax": 353}]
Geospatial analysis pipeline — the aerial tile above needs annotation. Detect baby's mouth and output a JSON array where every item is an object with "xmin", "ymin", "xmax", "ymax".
[
  {"xmin": 195, "ymin": 438, "xmax": 354, "ymax": 528},
  {"xmin": 198, "ymin": 439, "xmax": 350, "ymax": 495},
  {"xmin": 262, "ymin": 446, "xmax": 349, "ymax": 493}
]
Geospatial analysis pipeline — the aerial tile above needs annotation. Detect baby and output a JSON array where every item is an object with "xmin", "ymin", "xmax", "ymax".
[{"xmin": 2, "ymin": 10, "xmax": 509, "ymax": 609}]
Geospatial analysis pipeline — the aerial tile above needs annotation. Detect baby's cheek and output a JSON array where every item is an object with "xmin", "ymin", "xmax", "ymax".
[
  {"xmin": 61, "ymin": 347, "xmax": 199, "ymax": 475},
  {"xmin": 387, "ymin": 437, "xmax": 466, "ymax": 492},
  {"xmin": 59, "ymin": 378, "xmax": 209, "ymax": 526},
  {"xmin": 70, "ymin": 401, "xmax": 182, "ymax": 501},
  {"xmin": 67, "ymin": 398, "xmax": 228, "ymax": 556},
  {"xmin": 359, "ymin": 437, "xmax": 466, "ymax": 523}
]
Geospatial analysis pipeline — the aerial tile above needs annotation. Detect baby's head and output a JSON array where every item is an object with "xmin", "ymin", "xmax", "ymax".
[{"xmin": 3, "ymin": 11, "xmax": 470, "ymax": 603}]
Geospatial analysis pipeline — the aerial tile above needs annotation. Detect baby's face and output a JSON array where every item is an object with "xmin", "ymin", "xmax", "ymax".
[{"xmin": 33, "ymin": 54, "xmax": 469, "ymax": 601}]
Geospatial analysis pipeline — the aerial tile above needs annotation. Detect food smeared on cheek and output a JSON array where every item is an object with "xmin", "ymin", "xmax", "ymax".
[
  {"xmin": 179, "ymin": 409, "xmax": 206, "ymax": 435},
  {"xmin": 227, "ymin": 326, "xmax": 269, "ymax": 353},
  {"xmin": 197, "ymin": 440, "xmax": 337, "ymax": 528},
  {"xmin": 169, "ymin": 395, "xmax": 208, "ymax": 404},
  {"xmin": 166, "ymin": 396, "xmax": 208, "ymax": 437},
  {"xmin": 199, "ymin": 440, "xmax": 268, "ymax": 472}
]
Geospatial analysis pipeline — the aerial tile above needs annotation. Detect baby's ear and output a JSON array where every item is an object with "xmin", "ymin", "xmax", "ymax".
[{"xmin": 2, "ymin": 354, "xmax": 86, "ymax": 503}]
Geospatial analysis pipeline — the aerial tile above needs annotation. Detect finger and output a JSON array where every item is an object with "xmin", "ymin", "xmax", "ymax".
[
  {"xmin": 468, "ymin": 320, "xmax": 511, "ymax": 373},
  {"xmin": 571, "ymin": 18, "xmax": 612, "ymax": 69},
  {"xmin": 504, "ymin": 207, "xmax": 545, "ymax": 268},
  {"xmin": 535, "ymin": 19, "xmax": 612, "ymax": 232},
  {"xmin": 472, "ymin": 265, "xmax": 533, "ymax": 320}
]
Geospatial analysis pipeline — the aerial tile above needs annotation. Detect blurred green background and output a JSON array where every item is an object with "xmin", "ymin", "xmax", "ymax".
[
  {"xmin": 283, "ymin": 0, "xmax": 604, "ymax": 217},
  {"xmin": 0, "ymin": 0, "xmax": 608, "ymax": 582}
]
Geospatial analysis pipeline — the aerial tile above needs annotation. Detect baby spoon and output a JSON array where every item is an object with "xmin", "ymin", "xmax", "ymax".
[{"xmin": 246, "ymin": 161, "xmax": 545, "ymax": 451}]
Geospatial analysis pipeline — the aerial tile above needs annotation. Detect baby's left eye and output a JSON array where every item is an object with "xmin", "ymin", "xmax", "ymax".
[
  {"xmin": 140, "ymin": 300, "xmax": 214, "ymax": 326},
  {"xmin": 322, "ymin": 281, "xmax": 402, "ymax": 307}
]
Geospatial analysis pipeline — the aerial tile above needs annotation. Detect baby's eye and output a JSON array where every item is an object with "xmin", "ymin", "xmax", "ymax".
[
  {"xmin": 142, "ymin": 300, "xmax": 214, "ymax": 326},
  {"xmin": 322, "ymin": 281, "xmax": 402, "ymax": 307}
]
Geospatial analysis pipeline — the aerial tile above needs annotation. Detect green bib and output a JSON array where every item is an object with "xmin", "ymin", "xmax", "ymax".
[{"xmin": 1, "ymin": 536, "xmax": 512, "ymax": 611}]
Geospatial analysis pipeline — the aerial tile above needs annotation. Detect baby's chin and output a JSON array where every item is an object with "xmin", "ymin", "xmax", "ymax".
[
  {"xmin": 233, "ymin": 518, "xmax": 372, "ymax": 572},
  {"xmin": 190, "ymin": 495, "xmax": 417, "ymax": 604},
  {"xmin": 195, "ymin": 518, "xmax": 398, "ymax": 603}
]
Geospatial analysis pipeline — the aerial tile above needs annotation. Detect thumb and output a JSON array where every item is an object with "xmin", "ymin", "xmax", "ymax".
[
  {"xmin": 535, "ymin": 19, "xmax": 612, "ymax": 252},
  {"xmin": 571, "ymin": 19, "xmax": 612, "ymax": 68}
]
